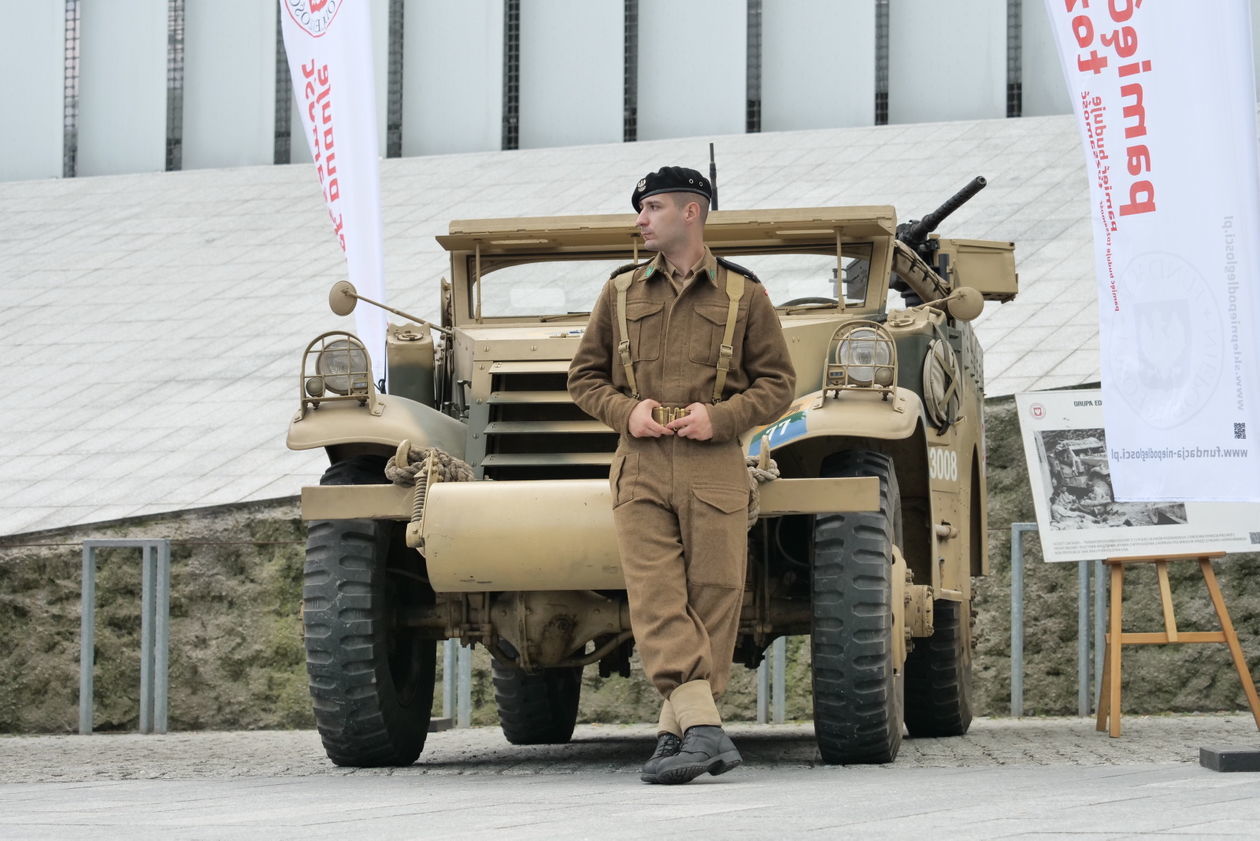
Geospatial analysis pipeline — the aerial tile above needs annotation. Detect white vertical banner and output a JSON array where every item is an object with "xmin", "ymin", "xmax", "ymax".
[
  {"xmin": 1045, "ymin": 0, "xmax": 1260, "ymax": 502},
  {"xmin": 280, "ymin": 0, "xmax": 387, "ymax": 384}
]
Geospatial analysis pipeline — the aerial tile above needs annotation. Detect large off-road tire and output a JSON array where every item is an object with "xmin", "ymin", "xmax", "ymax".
[
  {"xmin": 491, "ymin": 659, "xmax": 583, "ymax": 745},
  {"xmin": 304, "ymin": 455, "xmax": 437, "ymax": 767},
  {"xmin": 811, "ymin": 450, "xmax": 905, "ymax": 765},
  {"xmin": 904, "ymin": 598, "xmax": 973, "ymax": 737}
]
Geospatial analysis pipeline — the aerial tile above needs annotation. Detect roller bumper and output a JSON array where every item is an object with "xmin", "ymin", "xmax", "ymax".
[{"xmin": 300, "ymin": 475, "xmax": 877, "ymax": 592}]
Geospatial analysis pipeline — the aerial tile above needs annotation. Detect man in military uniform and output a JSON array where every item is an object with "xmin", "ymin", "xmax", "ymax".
[{"xmin": 568, "ymin": 166, "xmax": 795, "ymax": 784}]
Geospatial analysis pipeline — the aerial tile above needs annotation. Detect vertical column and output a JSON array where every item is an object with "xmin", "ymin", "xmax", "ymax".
[
  {"xmin": 0, "ymin": 3, "xmax": 66, "ymax": 180},
  {"xmin": 77, "ymin": 0, "xmax": 168, "ymax": 175},
  {"xmin": 139, "ymin": 544, "xmax": 156, "ymax": 734},
  {"xmin": 888, "ymin": 0, "xmax": 1006, "ymax": 124},
  {"xmin": 771, "ymin": 635, "xmax": 786, "ymax": 724},
  {"xmin": 443, "ymin": 638, "xmax": 457, "ymax": 719},
  {"xmin": 761, "ymin": 0, "xmax": 876, "ymax": 130},
  {"xmin": 182, "ymin": 0, "xmax": 275, "ymax": 169},
  {"xmin": 1020, "ymin": 0, "xmax": 1071, "ymax": 115},
  {"xmin": 745, "ymin": 0, "xmax": 762, "ymax": 133},
  {"xmin": 384, "ymin": 0, "xmax": 405, "ymax": 158},
  {"xmin": 636, "ymin": 0, "xmax": 745, "ymax": 141},
  {"xmin": 154, "ymin": 541, "xmax": 171, "ymax": 734},
  {"xmin": 623, "ymin": 0, "xmax": 639, "ymax": 142},
  {"xmin": 517, "ymin": 0, "xmax": 622, "ymax": 149},
  {"xmin": 457, "ymin": 643, "xmax": 473, "ymax": 728},
  {"xmin": 756, "ymin": 653, "xmax": 768, "ymax": 724},
  {"xmin": 402, "ymin": 0, "xmax": 505, "ymax": 156},
  {"xmin": 78, "ymin": 545, "xmax": 96, "ymax": 735}
]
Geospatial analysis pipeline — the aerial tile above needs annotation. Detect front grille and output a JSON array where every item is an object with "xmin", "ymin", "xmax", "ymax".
[{"xmin": 474, "ymin": 361, "xmax": 617, "ymax": 480}]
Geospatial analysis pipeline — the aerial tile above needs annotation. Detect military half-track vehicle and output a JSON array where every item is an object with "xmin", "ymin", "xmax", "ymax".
[{"xmin": 287, "ymin": 177, "xmax": 1017, "ymax": 767}]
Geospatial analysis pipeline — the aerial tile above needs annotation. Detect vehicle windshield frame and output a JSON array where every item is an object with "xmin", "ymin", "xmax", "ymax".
[{"xmin": 454, "ymin": 240, "xmax": 890, "ymax": 326}]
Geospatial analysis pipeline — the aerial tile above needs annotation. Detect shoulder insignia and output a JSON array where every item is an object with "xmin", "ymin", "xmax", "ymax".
[
  {"xmin": 608, "ymin": 260, "xmax": 650, "ymax": 280},
  {"xmin": 716, "ymin": 256, "xmax": 761, "ymax": 283}
]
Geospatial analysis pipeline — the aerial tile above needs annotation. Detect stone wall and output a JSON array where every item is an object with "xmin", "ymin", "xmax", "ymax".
[{"xmin": 2, "ymin": 395, "xmax": 1257, "ymax": 733}]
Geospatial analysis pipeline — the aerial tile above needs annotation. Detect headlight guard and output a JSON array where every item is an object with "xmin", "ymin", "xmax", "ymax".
[
  {"xmin": 824, "ymin": 321, "xmax": 898, "ymax": 397},
  {"xmin": 299, "ymin": 331, "xmax": 379, "ymax": 413}
]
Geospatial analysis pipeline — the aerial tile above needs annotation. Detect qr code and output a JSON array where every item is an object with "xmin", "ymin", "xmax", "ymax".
[
  {"xmin": 1251, "ymin": 532, "xmax": 1260, "ymax": 545},
  {"xmin": 1235, "ymin": 423, "xmax": 1247, "ymax": 440}
]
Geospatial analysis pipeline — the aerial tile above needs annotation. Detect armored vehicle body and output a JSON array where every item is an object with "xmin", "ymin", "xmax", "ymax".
[{"xmin": 288, "ymin": 179, "xmax": 1017, "ymax": 766}]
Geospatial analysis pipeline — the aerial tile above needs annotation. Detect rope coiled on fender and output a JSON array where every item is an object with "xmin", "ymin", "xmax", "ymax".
[
  {"xmin": 745, "ymin": 455, "xmax": 780, "ymax": 529},
  {"xmin": 385, "ymin": 441, "xmax": 475, "ymax": 532},
  {"xmin": 385, "ymin": 443, "xmax": 474, "ymax": 486}
]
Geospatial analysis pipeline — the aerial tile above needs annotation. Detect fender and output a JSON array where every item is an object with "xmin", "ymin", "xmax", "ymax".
[
  {"xmin": 743, "ymin": 387, "xmax": 924, "ymax": 458},
  {"xmin": 287, "ymin": 393, "xmax": 467, "ymax": 459},
  {"xmin": 744, "ymin": 387, "xmax": 939, "ymax": 592}
]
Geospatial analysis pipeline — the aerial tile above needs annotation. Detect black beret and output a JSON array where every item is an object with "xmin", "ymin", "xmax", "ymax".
[{"xmin": 631, "ymin": 166, "xmax": 712, "ymax": 212}]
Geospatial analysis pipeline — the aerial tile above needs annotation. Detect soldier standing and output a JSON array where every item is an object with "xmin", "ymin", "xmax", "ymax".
[{"xmin": 568, "ymin": 166, "xmax": 795, "ymax": 784}]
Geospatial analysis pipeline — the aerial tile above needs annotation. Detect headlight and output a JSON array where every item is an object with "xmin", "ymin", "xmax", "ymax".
[
  {"xmin": 825, "ymin": 322, "xmax": 897, "ymax": 391},
  {"xmin": 315, "ymin": 337, "xmax": 371, "ymax": 395}
]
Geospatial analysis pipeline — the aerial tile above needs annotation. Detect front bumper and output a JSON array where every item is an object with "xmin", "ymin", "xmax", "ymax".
[{"xmin": 301, "ymin": 476, "xmax": 877, "ymax": 593}]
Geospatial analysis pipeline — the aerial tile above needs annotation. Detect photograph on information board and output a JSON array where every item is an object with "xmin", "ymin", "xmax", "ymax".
[{"xmin": 1015, "ymin": 389, "xmax": 1260, "ymax": 563}]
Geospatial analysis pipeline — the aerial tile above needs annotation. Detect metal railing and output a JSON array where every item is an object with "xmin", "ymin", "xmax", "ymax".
[
  {"xmin": 1009, "ymin": 523, "xmax": 1105, "ymax": 717},
  {"xmin": 79, "ymin": 539, "xmax": 171, "ymax": 734}
]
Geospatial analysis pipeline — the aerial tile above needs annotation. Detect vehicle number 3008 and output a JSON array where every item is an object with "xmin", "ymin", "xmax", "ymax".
[{"xmin": 929, "ymin": 448, "xmax": 959, "ymax": 482}]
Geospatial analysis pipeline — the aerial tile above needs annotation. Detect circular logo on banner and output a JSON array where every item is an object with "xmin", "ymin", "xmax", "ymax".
[
  {"xmin": 1110, "ymin": 251, "xmax": 1222, "ymax": 429},
  {"xmin": 284, "ymin": 0, "xmax": 341, "ymax": 37}
]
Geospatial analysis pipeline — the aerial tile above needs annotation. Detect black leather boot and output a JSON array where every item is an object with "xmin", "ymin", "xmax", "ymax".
[
  {"xmin": 654, "ymin": 725, "xmax": 742, "ymax": 785},
  {"xmin": 639, "ymin": 732, "xmax": 683, "ymax": 784}
]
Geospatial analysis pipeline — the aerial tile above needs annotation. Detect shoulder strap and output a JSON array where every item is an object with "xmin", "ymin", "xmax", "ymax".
[
  {"xmin": 711, "ymin": 267, "xmax": 746, "ymax": 403},
  {"xmin": 613, "ymin": 270, "xmax": 640, "ymax": 400},
  {"xmin": 715, "ymin": 256, "xmax": 761, "ymax": 284}
]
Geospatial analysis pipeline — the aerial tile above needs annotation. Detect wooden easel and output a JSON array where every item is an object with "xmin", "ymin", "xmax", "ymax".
[{"xmin": 1096, "ymin": 551, "xmax": 1260, "ymax": 737}]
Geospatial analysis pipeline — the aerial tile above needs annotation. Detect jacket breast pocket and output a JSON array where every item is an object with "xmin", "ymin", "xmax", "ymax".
[
  {"xmin": 688, "ymin": 303, "xmax": 744, "ymax": 367},
  {"xmin": 626, "ymin": 301, "xmax": 664, "ymax": 362}
]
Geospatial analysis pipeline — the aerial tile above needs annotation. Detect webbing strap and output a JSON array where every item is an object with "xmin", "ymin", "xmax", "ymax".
[
  {"xmin": 711, "ymin": 268, "xmax": 745, "ymax": 403},
  {"xmin": 613, "ymin": 272, "xmax": 639, "ymax": 399}
]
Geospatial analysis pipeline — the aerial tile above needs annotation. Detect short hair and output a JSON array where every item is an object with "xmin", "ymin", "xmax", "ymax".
[{"xmin": 671, "ymin": 192, "xmax": 710, "ymax": 224}]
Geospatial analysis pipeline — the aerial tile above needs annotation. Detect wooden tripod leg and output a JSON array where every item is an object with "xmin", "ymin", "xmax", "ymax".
[
  {"xmin": 1200, "ymin": 558, "xmax": 1260, "ymax": 731},
  {"xmin": 1096, "ymin": 637, "xmax": 1111, "ymax": 732},
  {"xmin": 1107, "ymin": 563, "xmax": 1124, "ymax": 737}
]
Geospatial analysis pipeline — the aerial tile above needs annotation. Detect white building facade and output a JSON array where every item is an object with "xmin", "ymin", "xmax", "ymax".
[{"xmin": 3, "ymin": 0, "xmax": 1256, "ymax": 183}]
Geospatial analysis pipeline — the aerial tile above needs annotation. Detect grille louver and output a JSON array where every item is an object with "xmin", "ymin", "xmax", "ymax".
[{"xmin": 472, "ymin": 360, "xmax": 616, "ymax": 480}]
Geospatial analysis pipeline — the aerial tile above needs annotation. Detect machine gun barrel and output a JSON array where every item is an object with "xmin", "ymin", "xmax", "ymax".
[{"xmin": 898, "ymin": 175, "xmax": 987, "ymax": 247}]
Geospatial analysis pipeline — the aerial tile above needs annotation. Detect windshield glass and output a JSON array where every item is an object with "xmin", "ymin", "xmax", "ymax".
[{"xmin": 472, "ymin": 244, "xmax": 875, "ymax": 318}]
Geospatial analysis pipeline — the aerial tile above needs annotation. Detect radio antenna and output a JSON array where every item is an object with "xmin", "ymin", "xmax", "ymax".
[{"xmin": 708, "ymin": 142, "xmax": 719, "ymax": 211}]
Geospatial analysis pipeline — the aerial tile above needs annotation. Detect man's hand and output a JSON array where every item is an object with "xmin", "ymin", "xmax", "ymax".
[
  {"xmin": 629, "ymin": 399, "xmax": 673, "ymax": 438},
  {"xmin": 669, "ymin": 403, "xmax": 714, "ymax": 440}
]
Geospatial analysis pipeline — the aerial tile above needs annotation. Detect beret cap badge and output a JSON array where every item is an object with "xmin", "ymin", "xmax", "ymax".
[{"xmin": 631, "ymin": 165, "xmax": 713, "ymax": 212}]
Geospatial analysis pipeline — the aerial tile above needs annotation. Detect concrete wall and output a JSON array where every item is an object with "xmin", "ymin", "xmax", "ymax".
[
  {"xmin": 182, "ymin": 0, "xmax": 276, "ymax": 170},
  {"xmin": 636, "ymin": 0, "xmax": 746, "ymax": 140},
  {"xmin": 889, "ymin": 0, "xmax": 1008, "ymax": 124},
  {"xmin": 1020, "ymin": 0, "xmax": 1071, "ymax": 116},
  {"xmin": 0, "ymin": 4, "xmax": 65, "ymax": 181},
  {"xmin": 77, "ymin": 0, "xmax": 169, "ymax": 176},
  {"xmin": 402, "ymin": 0, "xmax": 504, "ymax": 156},
  {"xmin": 518, "ymin": 0, "xmax": 623, "ymax": 149},
  {"xmin": 761, "ymin": 0, "xmax": 876, "ymax": 130}
]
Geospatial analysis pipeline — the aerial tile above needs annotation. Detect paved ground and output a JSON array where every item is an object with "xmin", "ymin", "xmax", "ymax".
[{"xmin": 1, "ymin": 715, "xmax": 1258, "ymax": 839}]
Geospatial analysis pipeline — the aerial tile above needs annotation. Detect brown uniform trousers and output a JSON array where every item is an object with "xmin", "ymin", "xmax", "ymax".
[{"xmin": 568, "ymin": 247, "xmax": 795, "ymax": 734}]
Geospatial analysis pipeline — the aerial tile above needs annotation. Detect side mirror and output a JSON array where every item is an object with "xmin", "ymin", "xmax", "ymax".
[
  {"xmin": 329, "ymin": 280, "xmax": 358, "ymax": 316},
  {"xmin": 941, "ymin": 286, "xmax": 983, "ymax": 322}
]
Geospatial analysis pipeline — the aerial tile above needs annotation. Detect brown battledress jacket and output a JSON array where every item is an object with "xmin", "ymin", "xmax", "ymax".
[{"xmin": 568, "ymin": 247, "xmax": 795, "ymax": 718}]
